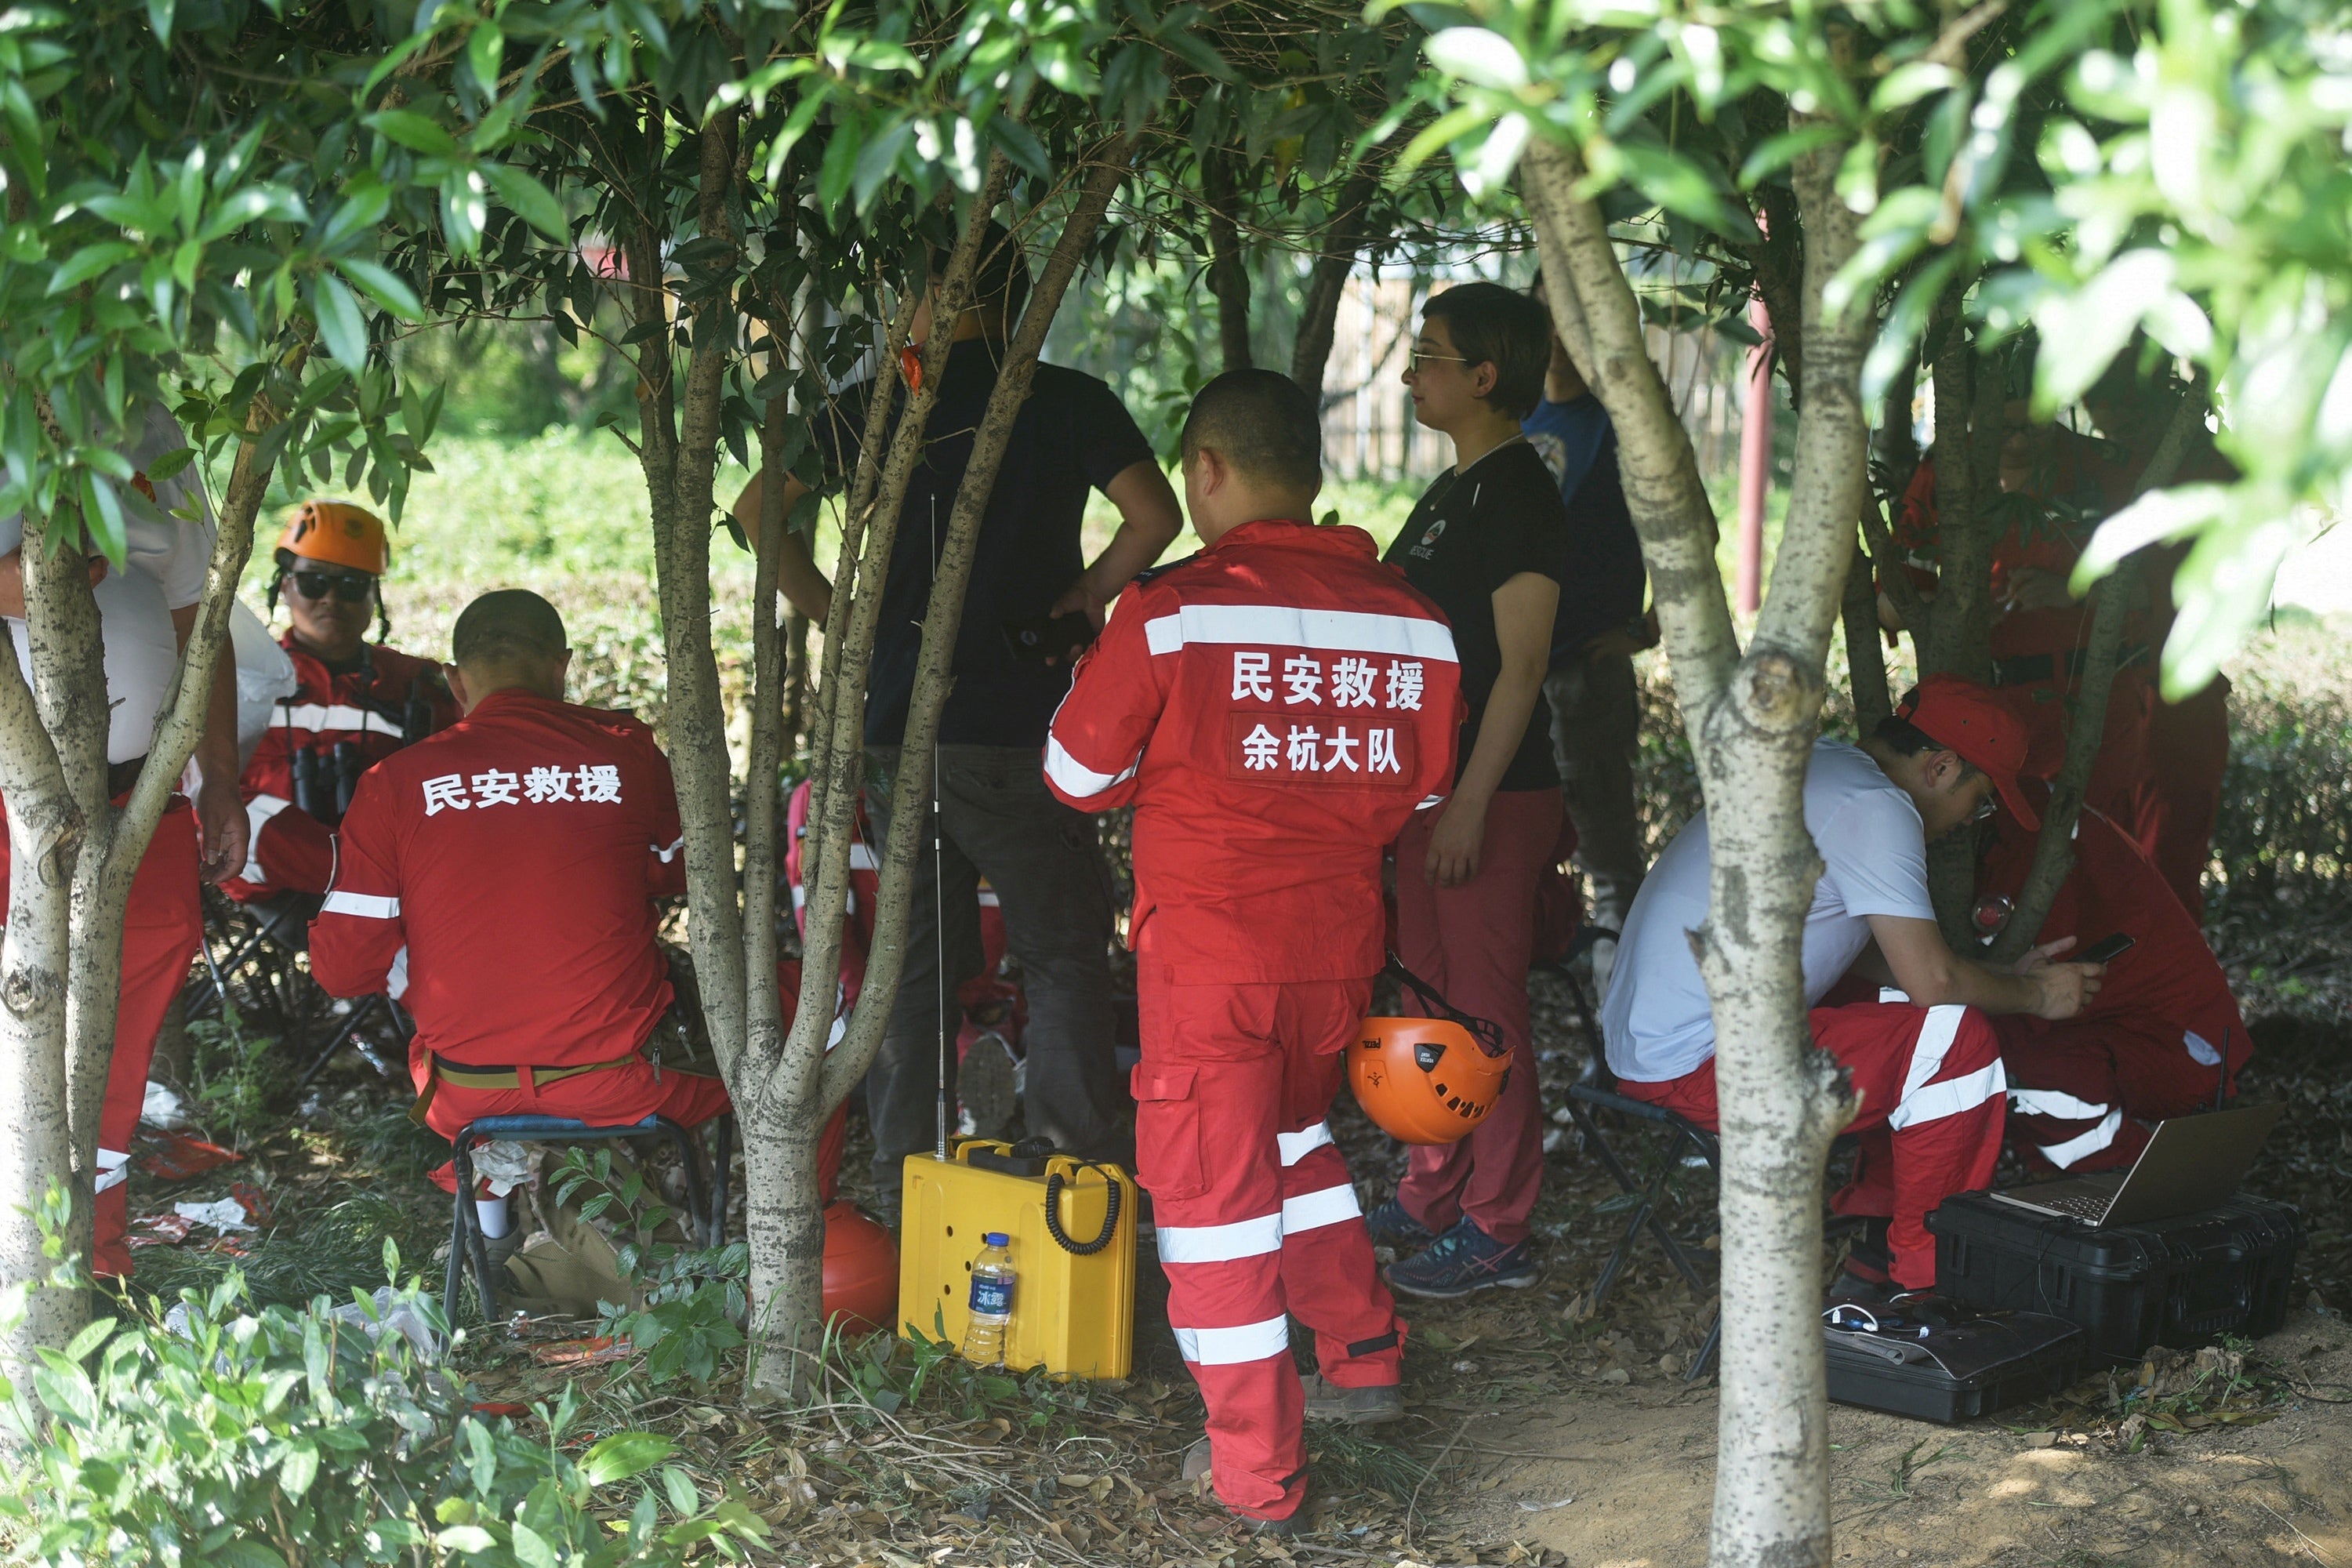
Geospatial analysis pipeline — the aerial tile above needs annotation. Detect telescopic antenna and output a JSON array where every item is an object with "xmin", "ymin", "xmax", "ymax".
[{"xmin": 932, "ymin": 492, "xmax": 951, "ymax": 1163}]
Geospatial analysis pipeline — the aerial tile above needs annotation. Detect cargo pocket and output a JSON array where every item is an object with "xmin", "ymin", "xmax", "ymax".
[{"xmin": 1129, "ymin": 1062, "xmax": 1206, "ymax": 1201}]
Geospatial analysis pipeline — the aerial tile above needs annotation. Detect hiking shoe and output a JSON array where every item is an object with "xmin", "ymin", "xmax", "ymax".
[
  {"xmin": 1181, "ymin": 1439, "xmax": 1307, "ymax": 1537},
  {"xmin": 1383, "ymin": 1218, "xmax": 1537, "ymax": 1300},
  {"xmin": 1302, "ymin": 1374, "xmax": 1403, "ymax": 1426},
  {"xmin": 1363, "ymin": 1198, "xmax": 1435, "ymax": 1250}
]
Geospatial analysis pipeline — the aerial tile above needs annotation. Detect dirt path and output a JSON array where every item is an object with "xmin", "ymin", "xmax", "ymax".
[{"xmin": 1431, "ymin": 1312, "xmax": 2351, "ymax": 1566}]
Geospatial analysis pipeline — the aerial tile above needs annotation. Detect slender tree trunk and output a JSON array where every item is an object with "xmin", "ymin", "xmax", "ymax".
[
  {"xmin": 740, "ymin": 165, "xmax": 1010, "ymax": 1398},
  {"xmin": 1987, "ymin": 383, "xmax": 2205, "ymax": 963},
  {"xmin": 1203, "ymin": 151, "xmax": 1252, "ymax": 373},
  {"xmin": 1290, "ymin": 172, "xmax": 1377, "ymax": 397},
  {"xmin": 1529, "ymin": 116, "xmax": 1875, "ymax": 1568},
  {"xmin": 1842, "ymin": 529, "xmax": 1891, "ymax": 732}
]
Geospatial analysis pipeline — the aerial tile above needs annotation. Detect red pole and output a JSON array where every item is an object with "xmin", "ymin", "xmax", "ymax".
[{"xmin": 1736, "ymin": 295, "xmax": 1773, "ymax": 615}]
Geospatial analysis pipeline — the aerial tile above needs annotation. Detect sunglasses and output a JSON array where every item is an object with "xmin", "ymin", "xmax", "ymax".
[
  {"xmin": 1406, "ymin": 349, "xmax": 1472, "ymax": 373},
  {"xmin": 287, "ymin": 569, "xmax": 376, "ymax": 604}
]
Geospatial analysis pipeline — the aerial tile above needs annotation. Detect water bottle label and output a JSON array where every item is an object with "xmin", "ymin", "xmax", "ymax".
[{"xmin": 969, "ymin": 1273, "xmax": 1013, "ymax": 1317}]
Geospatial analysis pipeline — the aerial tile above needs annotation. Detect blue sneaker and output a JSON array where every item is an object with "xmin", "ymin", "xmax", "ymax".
[
  {"xmin": 1383, "ymin": 1218, "xmax": 1538, "ymax": 1299},
  {"xmin": 1363, "ymin": 1198, "xmax": 1435, "ymax": 1250}
]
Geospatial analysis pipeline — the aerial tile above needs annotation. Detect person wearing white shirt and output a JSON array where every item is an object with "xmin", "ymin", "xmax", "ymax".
[
  {"xmin": 0, "ymin": 402, "xmax": 246, "ymax": 1278},
  {"xmin": 1600, "ymin": 676, "xmax": 2105, "ymax": 1294}
]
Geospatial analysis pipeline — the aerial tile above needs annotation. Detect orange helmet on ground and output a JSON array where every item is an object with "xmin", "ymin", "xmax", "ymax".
[
  {"xmin": 277, "ymin": 499, "xmax": 390, "ymax": 575},
  {"xmin": 1350, "ymin": 1014, "xmax": 1512, "ymax": 1145}
]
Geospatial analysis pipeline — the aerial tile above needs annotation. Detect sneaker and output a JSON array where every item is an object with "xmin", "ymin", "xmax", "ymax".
[
  {"xmin": 1302, "ymin": 1374, "xmax": 1403, "ymax": 1426},
  {"xmin": 958, "ymin": 1031, "xmax": 1021, "ymax": 1138},
  {"xmin": 1181, "ymin": 1439, "xmax": 1307, "ymax": 1537},
  {"xmin": 1383, "ymin": 1218, "xmax": 1538, "ymax": 1300},
  {"xmin": 1363, "ymin": 1198, "xmax": 1435, "ymax": 1250}
]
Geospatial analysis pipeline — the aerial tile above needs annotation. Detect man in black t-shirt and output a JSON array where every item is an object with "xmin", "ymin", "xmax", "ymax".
[{"xmin": 733, "ymin": 223, "xmax": 1183, "ymax": 1203}]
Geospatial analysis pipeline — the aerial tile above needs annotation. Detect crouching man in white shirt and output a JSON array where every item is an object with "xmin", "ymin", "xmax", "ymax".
[{"xmin": 1600, "ymin": 676, "xmax": 2103, "ymax": 1294}]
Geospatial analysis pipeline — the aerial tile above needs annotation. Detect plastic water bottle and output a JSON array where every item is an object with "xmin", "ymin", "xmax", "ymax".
[{"xmin": 960, "ymin": 1232, "xmax": 1015, "ymax": 1367}]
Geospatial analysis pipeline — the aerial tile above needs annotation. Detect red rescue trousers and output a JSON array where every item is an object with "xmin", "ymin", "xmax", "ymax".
[
  {"xmin": 2141, "ymin": 678, "xmax": 2230, "ymax": 919},
  {"xmin": 1133, "ymin": 971, "xmax": 1404, "ymax": 1523},
  {"xmin": 1619, "ymin": 998, "xmax": 2007, "ymax": 1290},
  {"xmin": 1994, "ymin": 1013, "xmax": 2245, "ymax": 1174},
  {"xmin": 0, "ymin": 799, "xmax": 204, "ymax": 1279},
  {"xmin": 1392, "ymin": 788, "xmax": 1565, "ymax": 1246}
]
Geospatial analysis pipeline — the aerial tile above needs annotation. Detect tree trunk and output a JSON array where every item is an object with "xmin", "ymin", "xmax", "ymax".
[
  {"xmin": 1987, "ymin": 382, "xmax": 2206, "ymax": 964},
  {"xmin": 1528, "ymin": 115, "xmax": 1876, "ymax": 1568},
  {"xmin": 739, "ymin": 163, "xmax": 1011, "ymax": 1397},
  {"xmin": 1289, "ymin": 172, "xmax": 1377, "ymax": 396},
  {"xmin": 1842, "ymin": 529, "xmax": 1891, "ymax": 732},
  {"xmin": 1203, "ymin": 151, "xmax": 1252, "ymax": 373}
]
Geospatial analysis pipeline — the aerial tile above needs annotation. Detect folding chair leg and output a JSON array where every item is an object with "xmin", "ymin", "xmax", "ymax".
[
  {"xmin": 294, "ymin": 994, "xmax": 383, "ymax": 1092},
  {"xmin": 1571, "ymin": 1098, "xmax": 1712, "ymax": 1297},
  {"xmin": 443, "ymin": 1178, "xmax": 469, "ymax": 1328},
  {"xmin": 663, "ymin": 1121, "xmax": 710, "ymax": 1250},
  {"xmin": 1687, "ymin": 1313, "xmax": 1722, "ymax": 1382},
  {"xmin": 449, "ymin": 1137, "xmax": 501, "ymax": 1325},
  {"xmin": 1590, "ymin": 1190, "xmax": 1655, "ymax": 1311}
]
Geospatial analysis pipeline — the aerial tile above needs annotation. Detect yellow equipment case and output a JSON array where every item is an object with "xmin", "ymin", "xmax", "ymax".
[{"xmin": 898, "ymin": 1138, "xmax": 1138, "ymax": 1379}]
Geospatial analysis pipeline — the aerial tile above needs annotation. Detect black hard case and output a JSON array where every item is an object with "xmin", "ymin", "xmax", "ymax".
[
  {"xmin": 1927, "ymin": 1192, "xmax": 2303, "ymax": 1363},
  {"xmin": 1824, "ymin": 1310, "xmax": 2086, "ymax": 1424}
]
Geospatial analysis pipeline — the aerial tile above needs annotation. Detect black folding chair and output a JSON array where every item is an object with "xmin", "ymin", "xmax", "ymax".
[
  {"xmin": 186, "ymin": 887, "xmax": 408, "ymax": 1089},
  {"xmin": 444, "ymin": 1112, "xmax": 735, "ymax": 1327}
]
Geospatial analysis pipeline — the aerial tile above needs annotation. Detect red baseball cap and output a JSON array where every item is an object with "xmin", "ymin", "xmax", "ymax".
[{"xmin": 1897, "ymin": 674, "xmax": 2041, "ymax": 830}]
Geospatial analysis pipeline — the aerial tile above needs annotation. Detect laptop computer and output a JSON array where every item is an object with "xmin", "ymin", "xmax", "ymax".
[{"xmin": 1984, "ymin": 1102, "xmax": 2285, "ymax": 1227}]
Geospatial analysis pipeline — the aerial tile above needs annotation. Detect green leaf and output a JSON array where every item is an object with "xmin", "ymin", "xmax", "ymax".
[
  {"xmin": 47, "ymin": 243, "xmax": 136, "ymax": 296},
  {"xmin": 31, "ymin": 1363, "xmax": 96, "ymax": 1427},
  {"xmin": 468, "ymin": 22, "xmax": 504, "ymax": 96},
  {"xmin": 63, "ymin": 1317, "xmax": 114, "ymax": 1363},
  {"xmin": 310, "ymin": 273, "xmax": 369, "ymax": 372},
  {"xmin": 1424, "ymin": 26, "xmax": 1527, "ymax": 91},
  {"xmin": 143, "ymin": 0, "xmax": 173, "ymax": 45},
  {"xmin": 368, "ymin": 110, "xmax": 458, "ymax": 158},
  {"xmin": 335, "ymin": 259, "xmax": 423, "ymax": 321},
  {"xmin": 579, "ymin": 1431, "xmax": 673, "ymax": 1486},
  {"xmin": 1738, "ymin": 125, "xmax": 1843, "ymax": 190},
  {"xmin": 279, "ymin": 1440, "xmax": 319, "ymax": 1497},
  {"xmin": 433, "ymin": 1525, "xmax": 496, "ymax": 1553},
  {"xmin": 510, "ymin": 1521, "xmax": 558, "ymax": 1568},
  {"xmin": 1871, "ymin": 61, "xmax": 1959, "ymax": 115},
  {"xmin": 211, "ymin": 1544, "xmax": 288, "ymax": 1568},
  {"xmin": 481, "ymin": 164, "xmax": 568, "ymax": 241},
  {"xmin": 660, "ymin": 1463, "xmax": 699, "ymax": 1515}
]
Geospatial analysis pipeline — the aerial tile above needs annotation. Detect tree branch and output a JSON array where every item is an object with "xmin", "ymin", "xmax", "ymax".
[
  {"xmin": 1987, "ymin": 379, "xmax": 2208, "ymax": 963},
  {"xmin": 1289, "ymin": 170, "xmax": 1377, "ymax": 394},
  {"xmin": 1203, "ymin": 149, "xmax": 1252, "ymax": 373}
]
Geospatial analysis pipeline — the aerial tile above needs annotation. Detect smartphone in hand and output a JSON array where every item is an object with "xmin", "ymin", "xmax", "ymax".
[{"xmin": 2078, "ymin": 932, "xmax": 2135, "ymax": 965}]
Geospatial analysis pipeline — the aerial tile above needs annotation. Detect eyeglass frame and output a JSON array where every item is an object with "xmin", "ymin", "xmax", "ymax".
[
  {"xmin": 284, "ymin": 568, "xmax": 379, "ymax": 604},
  {"xmin": 1406, "ymin": 348, "xmax": 1472, "ymax": 374}
]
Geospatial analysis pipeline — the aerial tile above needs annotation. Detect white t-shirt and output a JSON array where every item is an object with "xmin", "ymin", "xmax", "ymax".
[
  {"xmin": 2, "ymin": 405, "xmax": 217, "ymax": 764},
  {"xmin": 1602, "ymin": 739, "xmax": 1936, "ymax": 1083}
]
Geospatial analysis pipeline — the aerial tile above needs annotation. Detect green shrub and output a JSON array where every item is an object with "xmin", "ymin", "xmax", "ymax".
[
  {"xmin": 552, "ymin": 1149, "xmax": 748, "ymax": 1391},
  {"xmin": 0, "ymin": 1236, "xmax": 764, "ymax": 1566}
]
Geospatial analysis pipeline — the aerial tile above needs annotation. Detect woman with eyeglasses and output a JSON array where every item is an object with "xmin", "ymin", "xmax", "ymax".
[
  {"xmin": 1368, "ymin": 281, "xmax": 1572, "ymax": 1301},
  {"xmin": 226, "ymin": 499, "xmax": 457, "ymax": 905}
]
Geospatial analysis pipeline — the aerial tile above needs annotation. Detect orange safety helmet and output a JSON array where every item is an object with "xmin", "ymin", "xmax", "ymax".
[
  {"xmin": 1349, "ymin": 1016, "xmax": 1512, "ymax": 1145},
  {"xmin": 1350, "ymin": 956, "xmax": 1514, "ymax": 1145},
  {"xmin": 822, "ymin": 1200, "xmax": 899, "ymax": 1334},
  {"xmin": 277, "ymin": 499, "xmax": 391, "ymax": 575}
]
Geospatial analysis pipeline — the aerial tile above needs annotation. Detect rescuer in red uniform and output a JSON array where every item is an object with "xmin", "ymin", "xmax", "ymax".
[
  {"xmin": 1, "ymin": 403, "xmax": 247, "ymax": 1279},
  {"xmin": 225, "ymin": 499, "xmax": 456, "ymax": 900},
  {"xmin": 1045, "ymin": 371, "xmax": 1465, "ymax": 1533},
  {"xmin": 1977, "ymin": 775, "xmax": 2251, "ymax": 1172},
  {"xmin": 310, "ymin": 591, "xmax": 729, "ymax": 1181}
]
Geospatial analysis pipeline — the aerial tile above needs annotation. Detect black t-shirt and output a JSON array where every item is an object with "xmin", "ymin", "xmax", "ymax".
[
  {"xmin": 814, "ymin": 339, "xmax": 1156, "ymax": 747},
  {"xmin": 1383, "ymin": 440, "xmax": 1569, "ymax": 792}
]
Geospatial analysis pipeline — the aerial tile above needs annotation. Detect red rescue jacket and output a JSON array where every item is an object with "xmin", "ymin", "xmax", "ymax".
[
  {"xmin": 1045, "ymin": 519, "xmax": 1463, "ymax": 985},
  {"xmin": 227, "ymin": 637, "xmax": 458, "ymax": 900},
  {"xmin": 309, "ymin": 688, "xmax": 687, "ymax": 1074},
  {"xmin": 1979, "ymin": 781, "xmax": 2249, "ymax": 1083}
]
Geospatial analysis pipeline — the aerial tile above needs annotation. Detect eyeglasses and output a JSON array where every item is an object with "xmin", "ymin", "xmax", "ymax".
[
  {"xmin": 1969, "ymin": 793, "xmax": 1999, "ymax": 824},
  {"xmin": 1406, "ymin": 349, "xmax": 1472, "ymax": 374},
  {"xmin": 287, "ymin": 569, "xmax": 376, "ymax": 604}
]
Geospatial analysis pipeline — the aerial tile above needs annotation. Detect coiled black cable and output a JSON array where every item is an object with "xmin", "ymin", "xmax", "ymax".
[{"xmin": 1043, "ymin": 1163, "xmax": 1122, "ymax": 1255}]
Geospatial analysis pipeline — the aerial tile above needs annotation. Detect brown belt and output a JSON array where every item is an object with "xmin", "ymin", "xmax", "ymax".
[{"xmin": 409, "ymin": 1048, "xmax": 644, "ymax": 1123}]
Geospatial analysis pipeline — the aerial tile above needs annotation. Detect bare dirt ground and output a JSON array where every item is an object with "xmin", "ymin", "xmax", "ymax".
[{"xmin": 1425, "ymin": 1310, "xmax": 2351, "ymax": 1567}]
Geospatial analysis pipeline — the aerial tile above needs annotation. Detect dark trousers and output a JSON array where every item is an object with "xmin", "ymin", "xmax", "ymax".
[
  {"xmin": 1546, "ymin": 654, "xmax": 1646, "ymax": 982},
  {"xmin": 864, "ymin": 746, "xmax": 1122, "ymax": 1189}
]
